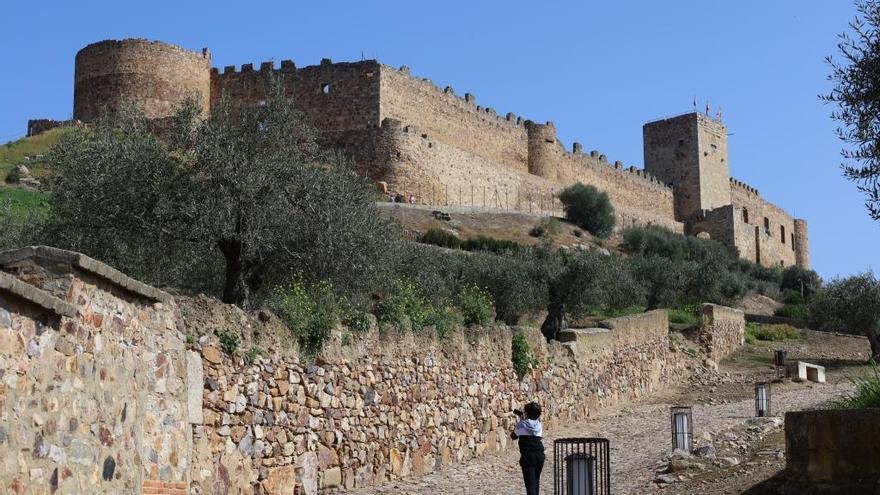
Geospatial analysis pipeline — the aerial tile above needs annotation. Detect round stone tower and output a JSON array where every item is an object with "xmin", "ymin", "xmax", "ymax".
[
  {"xmin": 793, "ymin": 218, "xmax": 810, "ymax": 269},
  {"xmin": 526, "ymin": 120, "xmax": 559, "ymax": 181},
  {"xmin": 73, "ymin": 39, "xmax": 211, "ymax": 122}
]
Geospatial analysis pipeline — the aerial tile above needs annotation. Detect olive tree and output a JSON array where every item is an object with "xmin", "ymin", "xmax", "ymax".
[
  {"xmin": 46, "ymin": 84, "xmax": 396, "ymax": 307},
  {"xmin": 809, "ymin": 272, "xmax": 880, "ymax": 359},
  {"xmin": 824, "ymin": 0, "xmax": 880, "ymax": 220}
]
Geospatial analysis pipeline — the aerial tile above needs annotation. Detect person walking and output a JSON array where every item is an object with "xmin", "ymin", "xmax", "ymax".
[{"xmin": 511, "ymin": 402, "xmax": 545, "ymax": 495}]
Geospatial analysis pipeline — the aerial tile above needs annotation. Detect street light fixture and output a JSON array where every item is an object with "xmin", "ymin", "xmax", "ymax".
[
  {"xmin": 670, "ymin": 406, "xmax": 693, "ymax": 453},
  {"xmin": 755, "ymin": 382, "xmax": 772, "ymax": 417}
]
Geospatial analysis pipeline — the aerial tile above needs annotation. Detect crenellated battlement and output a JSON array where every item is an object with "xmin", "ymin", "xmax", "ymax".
[
  {"xmin": 51, "ymin": 38, "xmax": 807, "ymax": 268},
  {"xmin": 729, "ymin": 177, "xmax": 759, "ymax": 196}
]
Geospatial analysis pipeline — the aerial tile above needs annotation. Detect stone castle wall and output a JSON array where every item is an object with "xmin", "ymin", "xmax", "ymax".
[
  {"xmin": 190, "ymin": 310, "xmax": 689, "ymax": 494},
  {"xmin": 74, "ymin": 39, "xmax": 212, "ymax": 122},
  {"xmin": 379, "ymin": 66, "xmax": 530, "ymax": 173},
  {"xmin": 55, "ymin": 39, "xmax": 809, "ymax": 267},
  {"xmin": 0, "ymin": 247, "xmax": 191, "ymax": 495},
  {"xmin": 209, "ymin": 59, "xmax": 382, "ymax": 134},
  {"xmin": 699, "ymin": 303, "xmax": 745, "ymax": 362},
  {"xmin": 729, "ymin": 181, "xmax": 800, "ymax": 268}
]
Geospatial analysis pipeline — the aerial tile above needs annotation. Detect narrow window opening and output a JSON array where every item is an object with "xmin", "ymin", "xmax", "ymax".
[
  {"xmin": 764, "ymin": 217, "xmax": 770, "ymax": 231},
  {"xmin": 321, "ymin": 83, "xmax": 332, "ymax": 94},
  {"xmin": 791, "ymin": 233, "xmax": 795, "ymax": 250},
  {"xmin": 742, "ymin": 208, "xmax": 749, "ymax": 224},
  {"xmin": 781, "ymin": 225, "xmax": 786, "ymax": 243}
]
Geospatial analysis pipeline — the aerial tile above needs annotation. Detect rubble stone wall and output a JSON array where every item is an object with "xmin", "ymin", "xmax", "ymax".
[
  {"xmin": 700, "ymin": 304, "xmax": 745, "ymax": 362},
  {"xmin": 190, "ymin": 310, "xmax": 688, "ymax": 494},
  {"xmin": 0, "ymin": 247, "xmax": 191, "ymax": 495}
]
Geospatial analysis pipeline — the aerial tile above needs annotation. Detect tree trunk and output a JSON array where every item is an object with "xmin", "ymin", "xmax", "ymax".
[
  {"xmin": 219, "ymin": 239, "xmax": 246, "ymax": 306},
  {"xmin": 541, "ymin": 288, "xmax": 567, "ymax": 341},
  {"xmin": 866, "ymin": 329, "xmax": 880, "ymax": 361}
]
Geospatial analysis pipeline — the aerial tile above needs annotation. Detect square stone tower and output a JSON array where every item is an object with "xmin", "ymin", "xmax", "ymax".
[{"xmin": 643, "ymin": 113, "xmax": 731, "ymax": 222}]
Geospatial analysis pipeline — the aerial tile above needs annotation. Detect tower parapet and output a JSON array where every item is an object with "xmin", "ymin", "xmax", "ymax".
[{"xmin": 74, "ymin": 39, "xmax": 212, "ymax": 121}]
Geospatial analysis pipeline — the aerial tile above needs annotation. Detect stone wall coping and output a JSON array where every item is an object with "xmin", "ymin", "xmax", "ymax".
[
  {"xmin": 0, "ymin": 246, "xmax": 172, "ymax": 304},
  {"xmin": 0, "ymin": 270, "xmax": 76, "ymax": 317}
]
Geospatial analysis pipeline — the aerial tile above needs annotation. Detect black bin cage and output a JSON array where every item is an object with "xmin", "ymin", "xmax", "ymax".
[
  {"xmin": 755, "ymin": 382, "xmax": 772, "ymax": 417},
  {"xmin": 553, "ymin": 438, "xmax": 611, "ymax": 495},
  {"xmin": 774, "ymin": 349, "xmax": 788, "ymax": 378},
  {"xmin": 670, "ymin": 406, "xmax": 693, "ymax": 453}
]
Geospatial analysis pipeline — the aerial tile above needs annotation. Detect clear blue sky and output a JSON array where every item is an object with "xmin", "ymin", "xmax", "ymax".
[{"xmin": 0, "ymin": 1, "xmax": 874, "ymax": 279}]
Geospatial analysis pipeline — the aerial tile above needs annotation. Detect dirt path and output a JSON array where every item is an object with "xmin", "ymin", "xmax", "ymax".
[
  {"xmin": 348, "ymin": 381, "xmax": 853, "ymax": 495},
  {"xmin": 347, "ymin": 330, "xmax": 869, "ymax": 494}
]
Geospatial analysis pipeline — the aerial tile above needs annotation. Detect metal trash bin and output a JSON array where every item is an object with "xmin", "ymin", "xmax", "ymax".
[{"xmin": 554, "ymin": 438, "xmax": 610, "ymax": 494}]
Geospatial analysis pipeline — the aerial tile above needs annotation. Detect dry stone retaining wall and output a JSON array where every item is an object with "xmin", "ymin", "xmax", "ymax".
[
  {"xmin": 700, "ymin": 303, "xmax": 745, "ymax": 362},
  {"xmin": 189, "ymin": 310, "xmax": 689, "ymax": 494},
  {"xmin": 0, "ymin": 247, "xmax": 191, "ymax": 495}
]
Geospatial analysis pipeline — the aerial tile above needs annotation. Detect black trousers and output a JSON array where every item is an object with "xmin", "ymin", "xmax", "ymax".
[{"xmin": 520, "ymin": 452, "xmax": 545, "ymax": 495}]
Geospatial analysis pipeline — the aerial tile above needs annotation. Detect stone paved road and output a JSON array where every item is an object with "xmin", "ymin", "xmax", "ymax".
[{"xmin": 348, "ymin": 380, "xmax": 853, "ymax": 495}]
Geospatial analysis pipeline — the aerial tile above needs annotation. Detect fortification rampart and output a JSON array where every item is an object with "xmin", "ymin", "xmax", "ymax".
[
  {"xmin": 40, "ymin": 39, "xmax": 810, "ymax": 268},
  {"xmin": 346, "ymin": 118, "xmax": 684, "ymax": 231},
  {"xmin": 74, "ymin": 39, "xmax": 212, "ymax": 121},
  {"xmin": 210, "ymin": 59, "xmax": 382, "ymax": 133},
  {"xmin": 729, "ymin": 180, "xmax": 800, "ymax": 267},
  {"xmin": 379, "ymin": 65, "xmax": 529, "ymax": 173}
]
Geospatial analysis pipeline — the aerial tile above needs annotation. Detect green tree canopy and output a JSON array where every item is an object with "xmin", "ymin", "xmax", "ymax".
[
  {"xmin": 45, "ymin": 83, "xmax": 396, "ymax": 307},
  {"xmin": 824, "ymin": 0, "xmax": 880, "ymax": 220}
]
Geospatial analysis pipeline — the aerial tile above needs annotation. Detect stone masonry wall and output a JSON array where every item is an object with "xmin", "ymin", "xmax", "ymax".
[
  {"xmin": 189, "ymin": 310, "xmax": 688, "ymax": 494},
  {"xmin": 379, "ymin": 66, "xmax": 530, "ymax": 174},
  {"xmin": 74, "ymin": 39, "xmax": 212, "ymax": 122},
  {"xmin": 344, "ymin": 119, "xmax": 683, "ymax": 232},
  {"xmin": 699, "ymin": 303, "xmax": 745, "ymax": 362},
  {"xmin": 0, "ymin": 247, "xmax": 191, "ymax": 495},
  {"xmin": 729, "ymin": 182, "xmax": 799, "ymax": 267}
]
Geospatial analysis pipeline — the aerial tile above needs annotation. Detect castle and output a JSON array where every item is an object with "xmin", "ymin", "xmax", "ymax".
[{"xmin": 28, "ymin": 39, "xmax": 809, "ymax": 269}]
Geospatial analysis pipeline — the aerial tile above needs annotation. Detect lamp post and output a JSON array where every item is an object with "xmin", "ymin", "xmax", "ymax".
[
  {"xmin": 553, "ymin": 438, "xmax": 610, "ymax": 495},
  {"xmin": 670, "ymin": 406, "xmax": 693, "ymax": 453},
  {"xmin": 755, "ymin": 382, "xmax": 771, "ymax": 417}
]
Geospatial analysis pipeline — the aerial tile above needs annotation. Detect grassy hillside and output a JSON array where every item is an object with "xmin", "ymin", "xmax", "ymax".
[
  {"xmin": 0, "ymin": 128, "xmax": 69, "ymax": 180},
  {"xmin": 0, "ymin": 187, "xmax": 50, "ymax": 220}
]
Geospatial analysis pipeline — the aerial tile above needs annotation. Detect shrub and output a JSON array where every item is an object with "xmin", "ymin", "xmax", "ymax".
[
  {"xmin": 834, "ymin": 363, "xmax": 880, "ymax": 409},
  {"xmin": 529, "ymin": 217, "xmax": 563, "ymax": 238},
  {"xmin": 572, "ymin": 228, "xmax": 583, "ymax": 238},
  {"xmin": 809, "ymin": 272, "xmax": 880, "ymax": 358},
  {"xmin": 343, "ymin": 309, "xmax": 372, "ymax": 333},
  {"xmin": 781, "ymin": 290, "xmax": 805, "ymax": 305},
  {"xmin": 217, "ymin": 329, "xmax": 240, "ymax": 355},
  {"xmin": 746, "ymin": 323, "xmax": 799, "ymax": 343},
  {"xmin": 774, "ymin": 304, "xmax": 809, "ymax": 320},
  {"xmin": 265, "ymin": 278, "xmax": 339, "ymax": 356},
  {"xmin": 511, "ymin": 332, "xmax": 534, "ymax": 379},
  {"xmin": 780, "ymin": 265, "xmax": 821, "ymax": 299},
  {"xmin": 377, "ymin": 279, "xmax": 433, "ymax": 329},
  {"xmin": 465, "ymin": 250, "xmax": 555, "ymax": 325},
  {"xmin": 420, "ymin": 228, "xmax": 461, "ymax": 249},
  {"xmin": 461, "ymin": 236, "xmax": 523, "ymax": 254},
  {"xmin": 424, "ymin": 303, "xmax": 464, "ymax": 338},
  {"xmin": 245, "ymin": 346, "xmax": 264, "ymax": 364},
  {"xmin": 558, "ymin": 183, "xmax": 615, "ymax": 238},
  {"xmin": 457, "ymin": 284, "xmax": 495, "ymax": 326}
]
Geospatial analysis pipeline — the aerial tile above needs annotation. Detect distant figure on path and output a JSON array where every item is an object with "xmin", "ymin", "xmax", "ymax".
[{"xmin": 510, "ymin": 402, "xmax": 545, "ymax": 495}]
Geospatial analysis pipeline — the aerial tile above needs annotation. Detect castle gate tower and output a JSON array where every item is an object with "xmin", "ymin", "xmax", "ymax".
[
  {"xmin": 642, "ymin": 113, "xmax": 731, "ymax": 222},
  {"xmin": 74, "ymin": 39, "xmax": 212, "ymax": 122}
]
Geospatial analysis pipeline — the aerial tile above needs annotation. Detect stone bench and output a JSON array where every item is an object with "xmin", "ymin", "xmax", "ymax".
[{"xmin": 786, "ymin": 361, "xmax": 826, "ymax": 383}]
